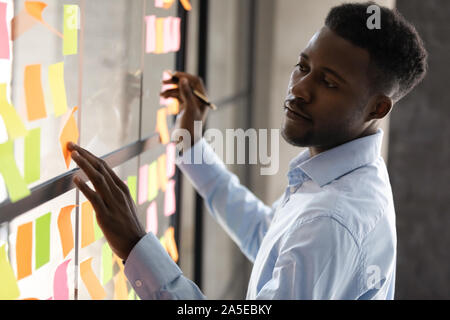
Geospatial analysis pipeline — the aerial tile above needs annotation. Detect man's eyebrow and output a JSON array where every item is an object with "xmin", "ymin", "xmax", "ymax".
[{"xmin": 300, "ymin": 53, "xmax": 348, "ymax": 84}]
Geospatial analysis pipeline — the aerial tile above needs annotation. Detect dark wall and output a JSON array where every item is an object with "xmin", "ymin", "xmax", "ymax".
[{"xmin": 389, "ymin": 0, "xmax": 450, "ymax": 299}]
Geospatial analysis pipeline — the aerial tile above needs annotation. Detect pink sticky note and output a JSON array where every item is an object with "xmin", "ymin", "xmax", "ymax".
[
  {"xmin": 166, "ymin": 143, "xmax": 176, "ymax": 179},
  {"xmin": 145, "ymin": 15, "xmax": 156, "ymax": 53},
  {"xmin": 138, "ymin": 164, "xmax": 149, "ymax": 205},
  {"xmin": 170, "ymin": 17, "xmax": 181, "ymax": 52},
  {"xmin": 163, "ymin": 17, "xmax": 172, "ymax": 53},
  {"xmin": 146, "ymin": 201, "xmax": 158, "ymax": 235},
  {"xmin": 0, "ymin": 3, "xmax": 9, "ymax": 59},
  {"xmin": 164, "ymin": 179, "xmax": 176, "ymax": 217},
  {"xmin": 53, "ymin": 259, "xmax": 71, "ymax": 300}
]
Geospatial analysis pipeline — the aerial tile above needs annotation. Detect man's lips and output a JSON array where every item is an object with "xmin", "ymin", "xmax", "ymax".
[{"xmin": 284, "ymin": 102, "xmax": 312, "ymax": 121}]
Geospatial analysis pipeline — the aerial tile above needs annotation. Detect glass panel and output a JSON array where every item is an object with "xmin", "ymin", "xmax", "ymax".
[{"xmin": 7, "ymin": 190, "xmax": 77, "ymax": 300}]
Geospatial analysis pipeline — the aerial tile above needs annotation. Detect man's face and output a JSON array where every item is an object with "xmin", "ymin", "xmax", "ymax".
[{"xmin": 282, "ymin": 26, "xmax": 373, "ymax": 152}]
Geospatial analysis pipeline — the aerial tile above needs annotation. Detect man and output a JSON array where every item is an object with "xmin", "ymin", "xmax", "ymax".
[{"xmin": 69, "ymin": 2, "xmax": 427, "ymax": 299}]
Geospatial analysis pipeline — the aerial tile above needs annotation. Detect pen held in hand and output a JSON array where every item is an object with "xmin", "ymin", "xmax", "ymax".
[{"xmin": 171, "ymin": 75, "xmax": 217, "ymax": 111}]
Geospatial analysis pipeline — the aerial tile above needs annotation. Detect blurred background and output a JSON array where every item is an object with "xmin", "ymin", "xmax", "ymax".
[{"xmin": 178, "ymin": 0, "xmax": 450, "ymax": 299}]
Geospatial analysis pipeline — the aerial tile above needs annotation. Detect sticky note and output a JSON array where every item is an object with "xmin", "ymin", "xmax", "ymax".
[
  {"xmin": 170, "ymin": 17, "xmax": 181, "ymax": 52},
  {"xmin": 24, "ymin": 127, "xmax": 40, "ymax": 184},
  {"xmin": 154, "ymin": 0, "xmax": 164, "ymax": 8},
  {"xmin": 147, "ymin": 161, "xmax": 158, "ymax": 201},
  {"xmin": 0, "ymin": 83, "xmax": 28, "ymax": 140},
  {"xmin": 53, "ymin": 259, "xmax": 70, "ymax": 300},
  {"xmin": 138, "ymin": 165, "xmax": 149, "ymax": 205},
  {"xmin": 146, "ymin": 201, "xmax": 158, "ymax": 235},
  {"xmin": 145, "ymin": 15, "xmax": 156, "ymax": 53},
  {"xmin": 164, "ymin": 227, "xmax": 178, "ymax": 263},
  {"xmin": 63, "ymin": 5, "xmax": 78, "ymax": 55},
  {"xmin": 113, "ymin": 271, "xmax": 128, "ymax": 300},
  {"xmin": 164, "ymin": 179, "xmax": 176, "ymax": 217},
  {"xmin": 0, "ymin": 244, "xmax": 20, "ymax": 300},
  {"xmin": 94, "ymin": 216, "xmax": 103, "ymax": 241},
  {"xmin": 155, "ymin": 17, "xmax": 164, "ymax": 54},
  {"xmin": 0, "ymin": 140, "xmax": 30, "ymax": 203},
  {"xmin": 101, "ymin": 242, "xmax": 113, "ymax": 285},
  {"xmin": 155, "ymin": 107, "xmax": 170, "ymax": 145},
  {"xmin": 16, "ymin": 221, "xmax": 33, "ymax": 280},
  {"xmin": 35, "ymin": 212, "xmax": 51, "ymax": 270},
  {"xmin": 167, "ymin": 98, "xmax": 180, "ymax": 115},
  {"xmin": 0, "ymin": 3, "xmax": 10, "ymax": 59},
  {"xmin": 24, "ymin": 1, "xmax": 63, "ymax": 39},
  {"xmin": 48, "ymin": 62, "xmax": 68, "ymax": 117},
  {"xmin": 59, "ymin": 106, "xmax": 79, "ymax": 169},
  {"xmin": 57, "ymin": 205, "xmax": 75, "ymax": 258},
  {"xmin": 81, "ymin": 201, "xmax": 95, "ymax": 248},
  {"xmin": 157, "ymin": 154, "xmax": 167, "ymax": 192},
  {"xmin": 166, "ymin": 143, "xmax": 176, "ymax": 179},
  {"xmin": 80, "ymin": 257, "xmax": 106, "ymax": 300},
  {"xmin": 180, "ymin": 0, "xmax": 192, "ymax": 11},
  {"xmin": 127, "ymin": 176, "xmax": 137, "ymax": 203},
  {"xmin": 24, "ymin": 64, "xmax": 47, "ymax": 121},
  {"xmin": 163, "ymin": 17, "xmax": 172, "ymax": 54}
]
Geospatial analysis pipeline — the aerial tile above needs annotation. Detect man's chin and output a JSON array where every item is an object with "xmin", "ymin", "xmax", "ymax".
[{"xmin": 281, "ymin": 127, "xmax": 313, "ymax": 148}]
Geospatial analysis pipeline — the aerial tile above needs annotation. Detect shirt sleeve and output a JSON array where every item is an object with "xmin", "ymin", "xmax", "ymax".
[
  {"xmin": 254, "ymin": 216, "xmax": 362, "ymax": 300},
  {"xmin": 124, "ymin": 232, "xmax": 206, "ymax": 300},
  {"xmin": 176, "ymin": 138, "xmax": 275, "ymax": 262}
]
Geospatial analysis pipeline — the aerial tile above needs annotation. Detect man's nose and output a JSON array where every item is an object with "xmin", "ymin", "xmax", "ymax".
[{"xmin": 289, "ymin": 75, "xmax": 312, "ymax": 103}]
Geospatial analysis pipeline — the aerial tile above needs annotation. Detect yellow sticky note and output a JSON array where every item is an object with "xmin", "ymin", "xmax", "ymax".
[
  {"xmin": 63, "ymin": 5, "xmax": 78, "ymax": 55},
  {"xmin": 155, "ymin": 18, "xmax": 164, "ymax": 54},
  {"xmin": 24, "ymin": 127, "xmax": 40, "ymax": 184},
  {"xmin": 49, "ymin": 62, "xmax": 68, "ymax": 117},
  {"xmin": 0, "ymin": 244, "xmax": 20, "ymax": 300},
  {"xmin": 0, "ymin": 84, "xmax": 27, "ymax": 140},
  {"xmin": 0, "ymin": 140, "xmax": 30, "ymax": 203}
]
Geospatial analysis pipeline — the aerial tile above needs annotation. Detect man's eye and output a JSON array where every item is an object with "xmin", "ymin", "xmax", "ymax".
[
  {"xmin": 323, "ymin": 79, "xmax": 337, "ymax": 89},
  {"xmin": 295, "ymin": 63, "xmax": 308, "ymax": 72}
]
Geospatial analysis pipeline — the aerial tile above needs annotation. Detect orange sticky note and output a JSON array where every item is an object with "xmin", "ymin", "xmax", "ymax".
[
  {"xmin": 180, "ymin": 0, "xmax": 192, "ymax": 11},
  {"xmin": 155, "ymin": 107, "xmax": 170, "ymax": 145},
  {"xmin": 59, "ymin": 106, "xmax": 79, "ymax": 169},
  {"xmin": 164, "ymin": 227, "xmax": 178, "ymax": 263},
  {"xmin": 24, "ymin": 1, "xmax": 46, "ymax": 22},
  {"xmin": 113, "ymin": 271, "xmax": 128, "ymax": 300},
  {"xmin": 80, "ymin": 258, "xmax": 106, "ymax": 300},
  {"xmin": 81, "ymin": 201, "xmax": 95, "ymax": 248},
  {"xmin": 16, "ymin": 222, "xmax": 33, "ymax": 280},
  {"xmin": 157, "ymin": 154, "xmax": 167, "ymax": 192},
  {"xmin": 24, "ymin": 64, "xmax": 47, "ymax": 121},
  {"xmin": 57, "ymin": 205, "xmax": 75, "ymax": 258},
  {"xmin": 155, "ymin": 17, "xmax": 164, "ymax": 54}
]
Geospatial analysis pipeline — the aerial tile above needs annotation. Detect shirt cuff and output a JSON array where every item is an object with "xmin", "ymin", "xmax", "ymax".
[
  {"xmin": 176, "ymin": 138, "xmax": 227, "ymax": 196},
  {"xmin": 124, "ymin": 232, "xmax": 182, "ymax": 299}
]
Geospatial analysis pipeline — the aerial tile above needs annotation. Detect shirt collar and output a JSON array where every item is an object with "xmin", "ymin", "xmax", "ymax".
[{"xmin": 288, "ymin": 128, "xmax": 384, "ymax": 187}]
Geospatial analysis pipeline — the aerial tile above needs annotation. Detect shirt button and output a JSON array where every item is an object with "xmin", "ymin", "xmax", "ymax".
[{"xmin": 135, "ymin": 280, "xmax": 142, "ymax": 287}]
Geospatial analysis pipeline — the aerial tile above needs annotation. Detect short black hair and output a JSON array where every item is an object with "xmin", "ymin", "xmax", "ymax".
[{"xmin": 325, "ymin": 2, "xmax": 428, "ymax": 102}]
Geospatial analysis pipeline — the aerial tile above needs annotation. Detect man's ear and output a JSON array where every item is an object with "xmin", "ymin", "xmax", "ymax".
[{"xmin": 366, "ymin": 95, "xmax": 393, "ymax": 121}]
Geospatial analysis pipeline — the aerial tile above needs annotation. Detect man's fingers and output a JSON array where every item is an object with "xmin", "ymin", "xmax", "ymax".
[
  {"xmin": 73, "ymin": 176, "xmax": 108, "ymax": 213},
  {"xmin": 160, "ymin": 89, "xmax": 182, "ymax": 101},
  {"xmin": 71, "ymin": 150, "xmax": 115, "ymax": 204}
]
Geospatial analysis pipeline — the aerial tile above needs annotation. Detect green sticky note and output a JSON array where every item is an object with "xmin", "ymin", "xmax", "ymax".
[
  {"xmin": 24, "ymin": 127, "xmax": 40, "ymax": 184},
  {"xmin": 94, "ymin": 215, "xmax": 103, "ymax": 241},
  {"xmin": 147, "ymin": 161, "xmax": 158, "ymax": 202},
  {"xmin": 0, "ymin": 83, "xmax": 27, "ymax": 140},
  {"xmin": 35, "ymin": 212, "xmax": 51, "ymax": 269},
  {"xmin": 127, "ymin": 176, "xmax": 137, "ymax": 203},
  {"xmin": 0, "ymin": 140, "xmax": 30, "ymax": 202},
  {"xmin": 128, "ymin": 288, "xmax": 136, "ymax": 300},
  {"xmin": 63, "ymin": 5, "xmax": 78, "ymax": 55},
  {"xmin": 0, "ymin": 244, "xmax": 20, "ymax": 300},
  {"xmin": 101, "ymin": 242, "xmax": 113, "ymax": 285}
]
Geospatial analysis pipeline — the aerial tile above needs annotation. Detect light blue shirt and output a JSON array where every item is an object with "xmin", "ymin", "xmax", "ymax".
[{"xmin": 124, "ymin": 128, "xmax": 397, "ymax": 300}]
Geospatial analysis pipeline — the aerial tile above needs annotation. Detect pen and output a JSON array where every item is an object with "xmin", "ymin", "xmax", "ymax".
[{"xmin": 170, "ymin": 75, "xmax": 217, "ymax": 111}]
